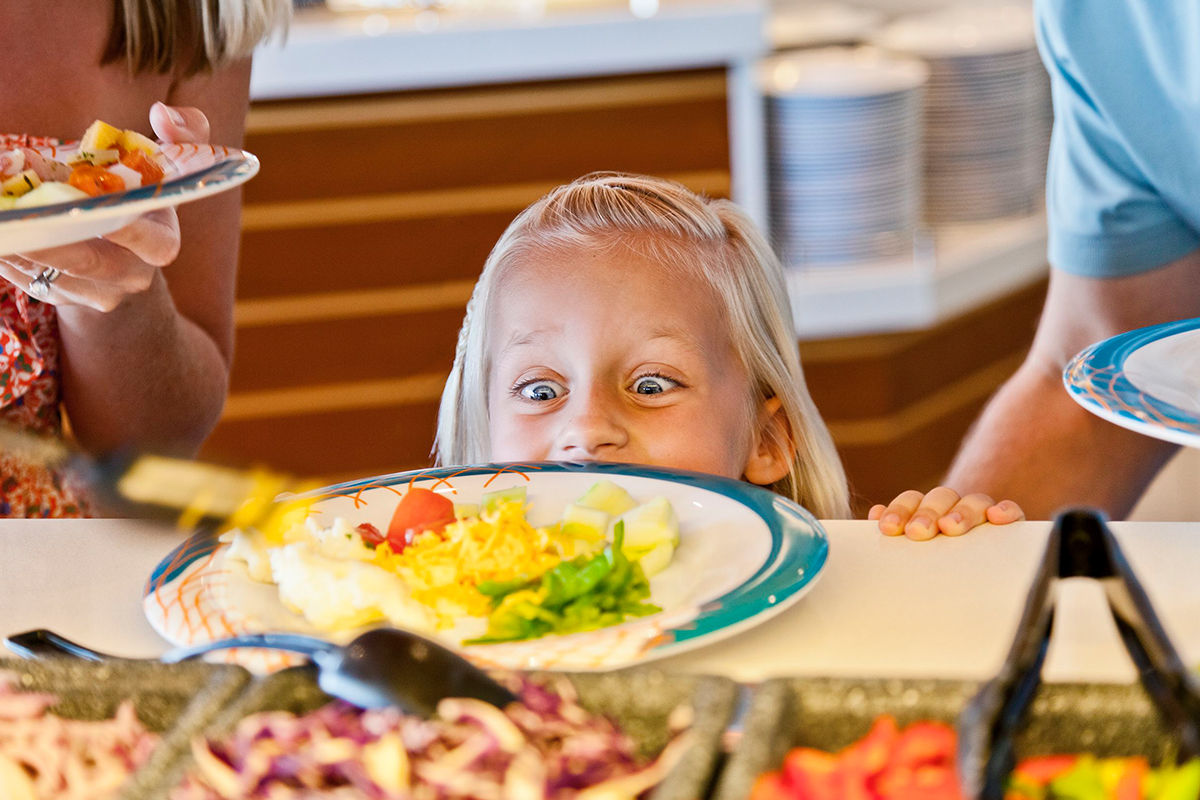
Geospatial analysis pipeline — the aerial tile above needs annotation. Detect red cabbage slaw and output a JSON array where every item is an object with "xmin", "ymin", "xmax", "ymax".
[
  {"xmin": 0, "ymin": 674, "xmax": 159, "ymax": 799},
  {"xmin": 173, "ymin": 676, "xmax": 690, "ymax": 799}
]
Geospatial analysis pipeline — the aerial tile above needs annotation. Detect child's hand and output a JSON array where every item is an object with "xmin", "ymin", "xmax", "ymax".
[{"xmin": 868, "ymin": 487, "xmax": 1024, "ymax": 541}]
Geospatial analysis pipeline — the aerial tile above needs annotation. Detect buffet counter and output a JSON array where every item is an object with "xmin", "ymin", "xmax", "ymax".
[{"xmin": 3, "ymin": 518, "xmax": 1194, "ymax": 685}]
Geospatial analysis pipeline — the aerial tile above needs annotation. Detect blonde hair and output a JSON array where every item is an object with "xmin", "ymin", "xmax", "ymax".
[
  {"xmin": 103, "ymin": 0, "xmax": 291, "ymax": 76},
  {"xmin": 436, "ymin": 172, "xmax": 851, "ymax": 519}
]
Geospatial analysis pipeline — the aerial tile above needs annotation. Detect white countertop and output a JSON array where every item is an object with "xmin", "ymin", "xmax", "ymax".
[
  {"xmin": 250, "ymin": 0, "xmax": 767, "ymax": 99},
  {"xmin": 3, "ymin": 518, "xmax": 1194, "ymax": 685}
]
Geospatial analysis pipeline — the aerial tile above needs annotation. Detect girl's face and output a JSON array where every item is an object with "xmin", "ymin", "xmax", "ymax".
[{"xmin": 486, "ymin": 244, "xmax": 789, "ymax": 484}]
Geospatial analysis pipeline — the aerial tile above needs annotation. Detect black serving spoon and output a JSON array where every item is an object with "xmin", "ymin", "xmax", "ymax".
[{"xmin": 5, "ymin": 627, "xmax": 517, "ymax": 717}]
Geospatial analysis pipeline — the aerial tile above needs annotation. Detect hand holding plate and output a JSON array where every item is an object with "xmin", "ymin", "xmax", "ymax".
[{"xmin": 0, "ymin": 104, "xmax": 209, "ymax": 311}]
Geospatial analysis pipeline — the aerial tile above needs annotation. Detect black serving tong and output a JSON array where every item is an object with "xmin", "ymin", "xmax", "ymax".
[
  {"xmin": 957, "ymin": 508, "xmax": 1200, "ymax": 799},
  {"xmin": 5, "ymin": 627, "xmax": 518, "ymax": 717}
]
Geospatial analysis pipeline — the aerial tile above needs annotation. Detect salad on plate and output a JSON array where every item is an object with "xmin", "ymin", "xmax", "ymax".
[{"xmin": 222, "ymin": 479, "xmax": 681, "ymax": 647}]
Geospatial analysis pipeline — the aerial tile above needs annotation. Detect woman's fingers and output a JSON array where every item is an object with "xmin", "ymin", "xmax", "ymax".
[
  {"xmin": 3, "ymin": 245, "xmax": 157, "ymax": 311},
  {"xmin": 102, "ymin": 208, "xmax": 181, "ymax": 267},
  {"xmin": 149, "ymin": 102, "xmax": 211, "ymax": 145}
]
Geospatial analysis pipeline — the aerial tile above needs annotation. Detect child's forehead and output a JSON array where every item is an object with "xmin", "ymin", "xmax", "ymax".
[{"xmin": 498, "ymin": 237, "xmax": 718, "ymax": 286}]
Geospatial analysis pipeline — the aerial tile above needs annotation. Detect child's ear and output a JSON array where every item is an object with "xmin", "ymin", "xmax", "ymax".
[{"xmin": 743, "ymin": 396, "xmax": 795, "ymax": 486}]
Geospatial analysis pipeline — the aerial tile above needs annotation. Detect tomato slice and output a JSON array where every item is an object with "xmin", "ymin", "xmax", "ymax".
[
  {"xmin": 385, "ymin": 487, "xmax": 456, "ymax": 552},
  {"xmin": 355, "ymin": 522, "xmax": 384, "ymax": 545}
]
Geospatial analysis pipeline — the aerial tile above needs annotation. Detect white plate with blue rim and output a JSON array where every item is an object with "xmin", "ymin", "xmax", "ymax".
[
  {"xmin": 0, "ymin": 135, "xmax": 258, "ymax": 256},
  {"xmin": 1064, "ymin": 317, "xmax": 1200, "ymax": 448},
  {"xmin": 143, "ymin": 462, "xmax": 829, "ymax": 672}
]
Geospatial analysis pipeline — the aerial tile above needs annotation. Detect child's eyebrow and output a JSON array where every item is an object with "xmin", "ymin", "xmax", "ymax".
[{"xmin": 498, "ymin": 327, "xmax": 560, "ymax": 357}]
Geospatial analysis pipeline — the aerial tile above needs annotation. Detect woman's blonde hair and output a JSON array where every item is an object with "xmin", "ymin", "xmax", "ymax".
[
  {"xmin": 435, "ymin": 172, "xmax": 851, "ymax": 519},
  {"xmin": 103, "ymin": 0, "xmax": 291, "ymax": 76}
]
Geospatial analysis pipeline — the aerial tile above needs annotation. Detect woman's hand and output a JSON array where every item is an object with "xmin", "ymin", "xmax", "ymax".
[
  {"xmin": 868, "ymin": 486, "xmax": 1025, "ymax": 540},
  {"xmin": 0, "ymin": 103, "xmax": 209, "ymax": 311}
]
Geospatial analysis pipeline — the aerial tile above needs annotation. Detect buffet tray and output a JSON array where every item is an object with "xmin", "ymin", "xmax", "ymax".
[
  {"xmin": 0, "ymin": 656, "xmax": 251, "ymax": 800},
  {"xmin": 136, "ymin": 665, "xmax": 738, "ymax": 800},
  {"xmin": 712, "ymin": 676, "xmax": 1175, "ymax": 799}
]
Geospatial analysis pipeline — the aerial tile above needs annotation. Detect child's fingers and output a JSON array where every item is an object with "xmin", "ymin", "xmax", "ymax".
[
  {"xmin": 902, "ymin": 486, "xmax": 962, "ymax": 541},
  {"xmin": 875, "ymin": 490, "xmax": 926, "ymax": 537},
  {"xmin": 936, "ymin": 493, "xmax": 997, "ymax": 537},
  {"xmin": 867, "ymin": 504, "xmax": 886, "ymax": 521},
  {"xmin": 986, "ymin": 500, "xmax": 1026, "ymax": 524}
]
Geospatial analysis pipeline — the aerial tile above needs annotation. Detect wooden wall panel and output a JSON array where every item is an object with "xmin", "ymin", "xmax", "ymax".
[
  {"xmin": 236, "ymin": 212, "xmax": 515, "ymax": 296},
  {"xmin": 202, "ymin": 402, "xmax": 440, "ymax": 482},
  {"xmin": 230, "ymin": 309, "xmax": 464, "ymax": 392},
  {"xmin": 243, "ymin": 72, "xmax": 729, "ymax": 202}
]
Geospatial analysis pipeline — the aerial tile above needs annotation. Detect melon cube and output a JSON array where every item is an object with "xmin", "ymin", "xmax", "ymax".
[
  {"xmin": 576, "ymin": 479, "xmax": 637, "ymax": 516},
  {"xmin": 619, "ymin": 496, "xmax": 679, "ymax": 550}
]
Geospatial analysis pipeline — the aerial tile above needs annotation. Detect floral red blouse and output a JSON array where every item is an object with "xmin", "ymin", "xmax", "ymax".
[{"xmin": 0, "ymin": 286, "xmax": 87, "ymax": 517}]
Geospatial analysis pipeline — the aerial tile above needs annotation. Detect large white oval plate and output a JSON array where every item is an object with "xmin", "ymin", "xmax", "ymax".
[
  {"xmin": 144, "ymin": 462, "xmax": 829, "ymax": 672},
  {"xmin": 1064, "ymin": 317, "xmax": 1200, "ymax": 448},
  {"xmin": 0, "ymin": 135, "xmax": 259, "ymax": 256}
]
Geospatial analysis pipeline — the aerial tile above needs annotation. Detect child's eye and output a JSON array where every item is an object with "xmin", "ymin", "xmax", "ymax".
[
  {"xmin": 517, "ymin": 379, "xmax": 565, "ymax": 402},
  {"xmin": 632, "ymin": 375, "xmax": 679, "ymax": 395}
]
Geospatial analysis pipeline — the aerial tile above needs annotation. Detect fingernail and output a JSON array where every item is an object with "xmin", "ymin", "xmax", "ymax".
[
  {"xmin": 908, "ymin": 516, "xmax": 931, "ymax": 537},
  {"xmin": 158, "ymin": 102, "xmax": 185, "ymax": 126},
  {"xmin": 946, "ymin": 511, "xmax": 962, "ymax": 525},
  {"xmin": 882, "ymin": 513, "xmax": 899, "ymax": 529}
]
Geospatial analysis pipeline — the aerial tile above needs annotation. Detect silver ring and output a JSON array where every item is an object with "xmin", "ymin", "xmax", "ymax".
[{"xmin": 26, "ymin": 268, "xmax": 60, "ymax": 301}]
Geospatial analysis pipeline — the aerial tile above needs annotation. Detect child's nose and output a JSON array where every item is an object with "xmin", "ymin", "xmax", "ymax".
[{"xmin": 554, "ymin": 390, "xmax": 628, "ymax": 458}]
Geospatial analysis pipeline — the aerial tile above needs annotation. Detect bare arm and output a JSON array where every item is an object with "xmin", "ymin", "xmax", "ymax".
[
  {"xmin": 52, "ymin": 62, "xmax": 251, "ymax": 457},
  {"xmin": 944, "ymin": 250, "xmax": 1200, "ymax": 520}
]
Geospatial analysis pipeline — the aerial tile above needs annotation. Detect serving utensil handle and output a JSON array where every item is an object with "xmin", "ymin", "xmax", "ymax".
[{"xmin": 957, "ymin": 509, "xmax": 1200, "ymax": 799}]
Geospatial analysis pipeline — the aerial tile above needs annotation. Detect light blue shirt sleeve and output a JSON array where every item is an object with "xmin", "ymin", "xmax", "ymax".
[{"xmin": 1037, "ymin": 1, "xmax": 1200, "ymax": 277}]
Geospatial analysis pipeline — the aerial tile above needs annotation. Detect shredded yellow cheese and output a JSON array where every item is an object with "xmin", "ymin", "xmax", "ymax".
[{"xmin": 372, "ymin": 500, "xmax": 591, "ymax": 624}]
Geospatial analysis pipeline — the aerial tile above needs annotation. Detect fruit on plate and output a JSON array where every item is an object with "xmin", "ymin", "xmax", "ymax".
[
  {"xmin": 619, "ymin": 495, "xmax": 680, "ymax": 577},
  {"xmin": 577, "ymin": 479, "xmax": 638, "ymax": 516},
  {"xmin": 1, "ymin": 119, "xmax": 168, "ymax": 209},
  {"xmin": 13, "ymin": 180, "xmax": 89, "ymax": 209}
]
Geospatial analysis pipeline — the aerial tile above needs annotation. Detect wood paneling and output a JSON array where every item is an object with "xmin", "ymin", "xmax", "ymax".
[
  {"xmin": 243, "ymin": 72, "xmax": 729, "ymax": 202},
  {"xmin": 203, "ymin": 402, "xmax": 440, "ymax": 479},
  {"xmin": 230, "ymin": 310, "xmax": 463, "ymax": 392}
]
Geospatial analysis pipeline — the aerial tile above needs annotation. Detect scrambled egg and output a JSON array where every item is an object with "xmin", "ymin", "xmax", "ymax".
[
  {"xmin": 223, "ymin": 518, "xmax": 434, "ymax": 632},
  {"xmin": 268, "ymin": 542, "xmax": 434, "ymax": 632},
  {"xmin": 373, "ymin": 500, "xmax": 596, "ymax": 624}
]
